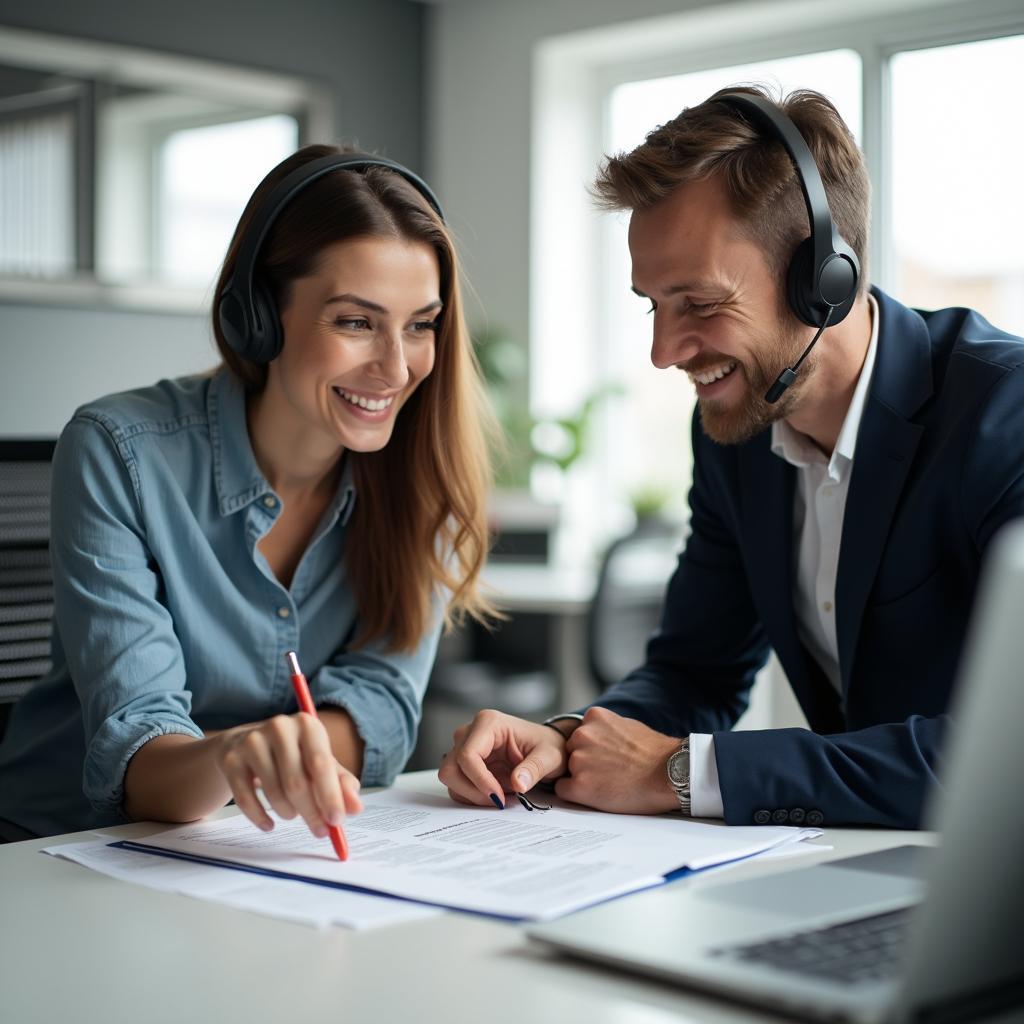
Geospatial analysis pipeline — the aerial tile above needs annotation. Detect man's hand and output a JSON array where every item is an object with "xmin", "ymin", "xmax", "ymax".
[
  {"xmin": 555, "ymin": 706, "xmax": 681, "ymax": 814},
  {"xmin": 438, "ymin": 709, "xmax": 569, "ymax": 807}
]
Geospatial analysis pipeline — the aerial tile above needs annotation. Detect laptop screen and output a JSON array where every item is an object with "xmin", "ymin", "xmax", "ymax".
[{"xmin": 899, "ymin": 518, "xmax": 1024, "ymax": 1018}]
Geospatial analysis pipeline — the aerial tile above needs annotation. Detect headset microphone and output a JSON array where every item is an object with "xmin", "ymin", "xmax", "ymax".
[{"xmin": 764, "ymin": 306, "xmax": 835, "ymax": 404}]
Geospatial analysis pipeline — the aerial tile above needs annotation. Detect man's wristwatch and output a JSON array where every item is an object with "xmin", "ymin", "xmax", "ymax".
[{"xmin": 667, "ymin": 738, "xmax": 692, "ymax": 816}]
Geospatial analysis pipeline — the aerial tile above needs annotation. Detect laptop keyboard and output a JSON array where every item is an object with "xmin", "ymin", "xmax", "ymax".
[{"xmin": 708, "ymin": 907, "xmax": 913, "ymax": 985}]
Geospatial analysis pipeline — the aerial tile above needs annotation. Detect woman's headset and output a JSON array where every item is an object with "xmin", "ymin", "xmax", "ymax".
[{"xmin": 217, "ymin": 153, "xmax": 446, "ymax": 365}]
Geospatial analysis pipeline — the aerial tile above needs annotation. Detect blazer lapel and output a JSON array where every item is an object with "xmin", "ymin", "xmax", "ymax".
[
  {"xmin": 836, "ymin": 290, "xmax": 933, "ymax": 693},
  {"xmin": 740, "ymin": 432, "xmax": 795, "ymax": 653}
]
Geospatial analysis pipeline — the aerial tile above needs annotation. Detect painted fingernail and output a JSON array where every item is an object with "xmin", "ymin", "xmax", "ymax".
[{"xmin": 489, "ymin": 793, "xmax": 505, "ymax": 810}]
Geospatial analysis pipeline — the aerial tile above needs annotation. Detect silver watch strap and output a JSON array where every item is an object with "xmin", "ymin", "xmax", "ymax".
[{"xmin": 668, "ymin": 738, "xmax": 692, "ymax": 816}]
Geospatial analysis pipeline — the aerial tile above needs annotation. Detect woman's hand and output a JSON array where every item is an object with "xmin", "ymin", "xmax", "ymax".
[
  {"xmin": 438, "ymin": 709, "xmax": 570, "ymax": 807},
  {"xmin": 215, "ymin": 712, "xmax": 363, "ymax": 836}
]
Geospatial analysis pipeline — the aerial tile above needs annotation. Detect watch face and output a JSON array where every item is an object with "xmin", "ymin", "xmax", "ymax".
[{"xmin": 667, "ymin": 749, "xmax": 689, "ymax": 786}]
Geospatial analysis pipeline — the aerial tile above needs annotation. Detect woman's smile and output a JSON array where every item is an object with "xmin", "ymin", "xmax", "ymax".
[{"xmin": 332, "ymin": 385, "xmax": 397, "ymax": 421}]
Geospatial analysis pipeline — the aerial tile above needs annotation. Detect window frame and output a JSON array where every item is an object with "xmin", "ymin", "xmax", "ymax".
[{"xmin": 0, "ymin": 25, "xmax": 329, "ymax": 313}]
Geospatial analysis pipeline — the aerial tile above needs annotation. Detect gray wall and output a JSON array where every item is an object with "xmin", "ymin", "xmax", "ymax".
[
  {"xmin": 0, "ymin": 0, "xmax": 426, "ymax": 436},
  {"xmin": 0, "ymin": 0, "xmax": 425, "ymax": 166}
]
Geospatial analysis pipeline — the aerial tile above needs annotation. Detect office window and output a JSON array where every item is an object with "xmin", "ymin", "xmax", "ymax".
[
  {"xmin": 152, "ymin": 114, "xmax": 298, "ymax": 289},
  {"xmin": 602, "ymin": 51, "xmax": 861, "ymax": 518},
  {"xmin": 0, "ymin": 68, "xmax": 84, "ymax": 279},
  {"xmin": 0, "ymin": 106, "xmax": 75, "ymax": 278},
  {"xmin": 98, "ymin": 98, "xmax": 300, "ymax": 292},
  {"xmin": 890, "ymin": 34, "xmax": 1024, "ymax": 335},
  {"xmin": 0, "ymin": 27, "xmax": 325, "ymax": 307}
]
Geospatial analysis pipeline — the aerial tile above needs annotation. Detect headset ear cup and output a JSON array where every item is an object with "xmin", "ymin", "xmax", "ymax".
[
  {"xmin": 786, "ymin": 237, "xmax": 858, "ymax": 328},
  {"xmin": 248, "ymin": 281, "xmax": 284, "ymax": 363},
  {"xmin": 817, "ymin": 252, "xmax": 858, "ymax": 325},
  {"xmin": 785, "ymin": 236, "xmax": 820, "ymax": 327},
  {"xmin": 217, "ymin": 287, "xmax": 251, "ymax": 357}
]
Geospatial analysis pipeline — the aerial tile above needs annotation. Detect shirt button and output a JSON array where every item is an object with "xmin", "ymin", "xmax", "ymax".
[
  {"xmin": 823, "ymin": 487, "xmax": 835, "ymax": 497},
  {"xmin": 263, "ymin": 495, "xmax": 278, "ymax": 509},
  {"xmin": 277, "ymin": 606, "xmax": 291, "ymax": 619},
  {"xmin": 823, "ymin": 600, "xmax": 833, "ymax": 613}
]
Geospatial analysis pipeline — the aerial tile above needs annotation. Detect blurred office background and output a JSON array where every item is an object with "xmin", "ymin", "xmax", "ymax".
[{"xmin": 1, "ymin": 0, "xmax": 1022, "ymax": 761}]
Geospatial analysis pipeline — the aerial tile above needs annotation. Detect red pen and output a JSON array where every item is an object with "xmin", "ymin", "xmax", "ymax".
[{"xmin": 285, "ymin": 650, "xmax": 349, "ymax": 862}]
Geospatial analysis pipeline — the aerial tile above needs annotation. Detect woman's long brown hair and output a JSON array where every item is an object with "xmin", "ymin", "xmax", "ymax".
[{"xmin": 213, "ymin": 145, "xmax": 496, "ymax": 651}]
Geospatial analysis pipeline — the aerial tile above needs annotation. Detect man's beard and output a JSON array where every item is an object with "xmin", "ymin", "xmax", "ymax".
[{"xmin": 695, "ymin": 319, "xmax": 809, "ymax": 446}]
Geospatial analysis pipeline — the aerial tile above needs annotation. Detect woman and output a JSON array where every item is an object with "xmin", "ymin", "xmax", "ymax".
[{"xmin": 0, "ymin": 145, "xmax": 494, "ymax": 841}]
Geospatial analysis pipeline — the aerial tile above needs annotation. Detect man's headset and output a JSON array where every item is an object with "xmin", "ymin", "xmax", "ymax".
[
  {"xmin": 716, "ymin": 93, "xmax": 860, "ymax": 403},
  {"xmin": 217, "ymin": 153, "xmax": 446, "ymax": 365}
]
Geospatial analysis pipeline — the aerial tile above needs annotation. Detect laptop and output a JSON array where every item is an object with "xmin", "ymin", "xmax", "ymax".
[{"xmin": 528, "ymin": 519, "xmax": 1024, "ymax": 1023}]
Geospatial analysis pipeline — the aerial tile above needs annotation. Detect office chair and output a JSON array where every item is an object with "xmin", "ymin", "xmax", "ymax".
[
  {"xmin": 586, "ymin": 518, "xmax": 682, "ymax": 693},
  {"xmin": 0, "ymin": 439, "xmax": 56, "ymax": 743}
]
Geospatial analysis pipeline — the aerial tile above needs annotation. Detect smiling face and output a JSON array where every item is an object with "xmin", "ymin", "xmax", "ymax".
[
  {"xmin": 628, "ymin": 173, "xmax": 814, "ymax": 445},
  {"xmin": 263, "ymin": 235, "xmax": 441, "ymax": 461}
]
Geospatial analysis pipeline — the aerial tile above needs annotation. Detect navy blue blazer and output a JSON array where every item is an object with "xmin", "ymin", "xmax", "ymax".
[{"xmin": 595, "ymin": 288, "xmax": 1024, "ymax": 828}]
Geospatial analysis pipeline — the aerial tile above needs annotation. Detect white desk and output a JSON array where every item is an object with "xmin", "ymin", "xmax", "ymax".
[{"xmin": 0, "ymin": 771, "xmax": 936, "ymax": 1024}]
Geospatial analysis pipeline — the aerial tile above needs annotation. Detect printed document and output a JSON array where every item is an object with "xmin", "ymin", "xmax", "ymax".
[
  {"xmin": 123, "ymin": 788, "xmax": 823, "ymax": 920},
  {"xmin": 43, "ymin": 837, "xmax": 441, "ymax": 930}
]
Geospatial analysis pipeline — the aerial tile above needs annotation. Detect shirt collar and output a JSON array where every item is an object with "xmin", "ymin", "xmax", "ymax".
[
  {"xmin": 207, "ymin": 369, "xmax": 357, "ymax": 524},
  {"xmin": 771, "ymin": 292, "xmax": 879, "ymax": 480}
]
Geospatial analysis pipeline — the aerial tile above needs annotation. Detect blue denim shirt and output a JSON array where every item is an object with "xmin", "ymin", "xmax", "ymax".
[{"xmin": 0, "ymin": 370, "xmax": 443, "ymax": 837}]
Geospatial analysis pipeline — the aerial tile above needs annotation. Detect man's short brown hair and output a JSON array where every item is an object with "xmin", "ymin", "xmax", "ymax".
[{"xmin": 593, "ymin": 84, "xmax": 871, "ymax": 296}]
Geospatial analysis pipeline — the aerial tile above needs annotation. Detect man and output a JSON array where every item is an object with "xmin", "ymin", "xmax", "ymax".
[{"xmin": 439, "ymin": 86, "xmax": 1024, "ymax": 828}]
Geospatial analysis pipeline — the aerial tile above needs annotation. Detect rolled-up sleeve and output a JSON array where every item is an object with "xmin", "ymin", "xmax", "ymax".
[
  {"xmin": 50, "ymin": 416, "xmax": 203, "ymax": 815},
  {"xmin": 312, "ymin": 591, "xmax": 444, "ymax": 786}
]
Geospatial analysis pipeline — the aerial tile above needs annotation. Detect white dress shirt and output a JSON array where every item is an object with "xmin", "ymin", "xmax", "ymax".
[{"xmin": 690, "ymin": 295, "xmax": 879, "ymax": 818}]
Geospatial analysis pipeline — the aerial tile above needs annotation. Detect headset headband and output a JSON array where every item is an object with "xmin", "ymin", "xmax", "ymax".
[
  {"xmin": 717, "ymin": 93, "xmax": 847, "ymax": 299},
  {"xmin": 230, "ymin": 153, "xmax": 445, "ymax": 321},
  {"xmin": 714, "ymin": 93, "xmax": 860, "ymax": 399},
  {"xmin": 715, "ymin": 92, "xmax": 860, "ymax": 334}
]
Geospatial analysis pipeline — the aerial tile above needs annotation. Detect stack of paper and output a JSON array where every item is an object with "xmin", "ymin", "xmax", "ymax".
[
  {"xmin": 114, "ymin": 788, "xmax": 824, "ymax": 921},
  {"xmin": 43, "ymin": 837, "xmax": 442, "ymax": 930}
]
